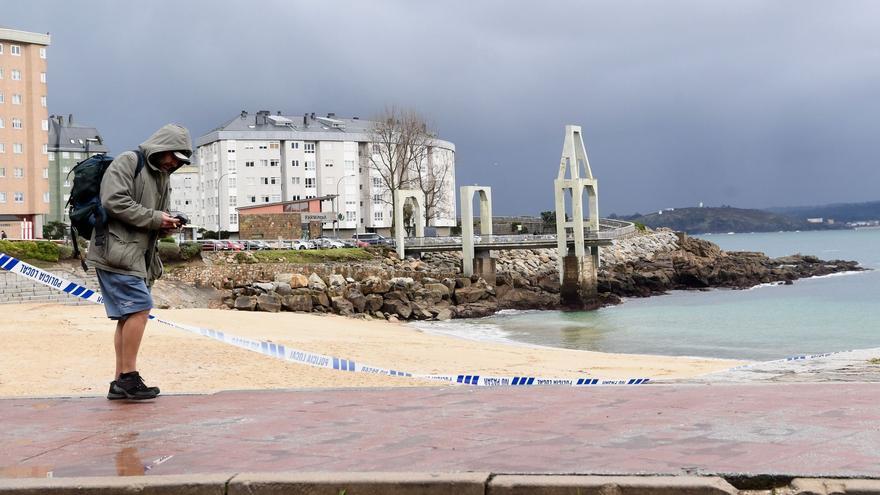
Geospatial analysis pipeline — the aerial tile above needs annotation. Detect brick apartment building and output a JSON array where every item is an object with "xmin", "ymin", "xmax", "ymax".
[{"xmin": 0, "ymin": 28, "xmax": 51, "ymax": 239}]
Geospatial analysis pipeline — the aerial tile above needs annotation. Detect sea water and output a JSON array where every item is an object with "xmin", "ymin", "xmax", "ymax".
[{"xmin": 413, "ymin": 229, "xmax": 880, "ymax": 360}]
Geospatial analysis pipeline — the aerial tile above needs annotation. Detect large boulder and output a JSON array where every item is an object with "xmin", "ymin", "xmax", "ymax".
[
  {"xmin": 537, "ymin": 275, "xmax": 560, "ymax": 293},
  {"xmin": 361, "ymin": 276, "xmax": 391, "ymax": 295},
  {"xmin": 234, "ymin": 295, "xmax": 257, "ymax": 311},
  {"xmin": 282, "ymin": 294, "xmax": 313, "ymax": 312},
  {"xmin": 453, "ymin": 285, "xmax": 487, "ymax": 304},
  {"xmin": 389, "ymin": 277, "xmax": 415, "ymax": 290},
  {"xmin": 365, "ymin": 294, "xmax": 385, "ymax": 313},
  {"xmin": 274, "ymin": 282, "xmax": 292, "ymax": 296},
  {"xmin": 312, "ymin": 291, "xmax": 330, "ymax": 308},
  {"xmin": 331, "ymin": 296, "xmax": 355, "ymax": 316},
  {"xmin": 328, "ymin": 274, "xmax": 346, "ymax": 289},
  {"xmin": 256, "ymin": 293, "xmax": 282, "ymax": 313},
  {"xmin": 344, "ymin": 288, "xmax": 367, "ymax": 313},
  {"xmin": 453, "ymin": 300, "xmax": 498, "ymax": 318},
  {"xmin": 496, "ymin": 286, "xmax": 558, "ymax": 310},
  {"xmin": 424, "ymin": 283, "xmax": 450, "ymax": 301},
  {"xmin": 308, "ymin": 273, "xmax": 327, "ymax": 291},
  {"xmin": 410, "ymin": 301, "xmax": 434, "ymax": 320},
  {"xmin": 289, "ymin": 273, "xmax": 310, "ymax": 289},
  {"xmin": 382, "ymin": 298, "xmax": 412, "ymax": 319},
  {"xmin": 253, "ymin": 282, "xmax": 275, "ymax": 293}
]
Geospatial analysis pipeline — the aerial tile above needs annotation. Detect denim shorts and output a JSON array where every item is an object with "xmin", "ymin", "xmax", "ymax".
[{"xmin": 95, "ymin": 268, "xmax": 153, "ymax": 320}]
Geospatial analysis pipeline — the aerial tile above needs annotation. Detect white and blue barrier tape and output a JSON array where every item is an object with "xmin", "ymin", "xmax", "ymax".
[{"xmin": 1, "ymin": 252, "xmax": 651, "ymax": 387}]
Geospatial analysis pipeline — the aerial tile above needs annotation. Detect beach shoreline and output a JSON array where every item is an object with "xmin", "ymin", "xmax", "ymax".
[{"xmin": 0, "ymin": 303, "xmax": 744, "ymax": 398}]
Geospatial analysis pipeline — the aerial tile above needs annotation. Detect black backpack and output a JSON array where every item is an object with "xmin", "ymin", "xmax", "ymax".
[{"xmin": 66, "ymin": 151, "xmax": 145, "ymax": 271}]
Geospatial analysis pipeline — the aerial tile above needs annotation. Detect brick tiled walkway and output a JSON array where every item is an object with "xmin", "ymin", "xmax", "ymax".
[{"xmin": 1, "ymin": 383, "xmax": 878, "ymax": 479}]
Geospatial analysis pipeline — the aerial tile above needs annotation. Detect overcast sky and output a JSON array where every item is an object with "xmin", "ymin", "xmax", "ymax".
[{"xmin": 7, "ymin": 1, "xmax": 879, "ymax": 215}]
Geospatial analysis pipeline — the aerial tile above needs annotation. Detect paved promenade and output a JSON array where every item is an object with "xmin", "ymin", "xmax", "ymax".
[{"xmin": 2, "ymin": 383, "xmax": 878, "ymax": 481}]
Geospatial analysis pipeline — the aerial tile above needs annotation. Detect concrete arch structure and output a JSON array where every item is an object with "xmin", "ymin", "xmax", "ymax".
[
  {"xmin": 459, "ymin": 186, "xmax": 493, "ymax": 278},
  {"xmin": 554, "ymin": 125, "xmax": 600, "ymax": 307},
  {"xmin": 393, "ymin": 189, "xmax": 425, "ymax": 259}
]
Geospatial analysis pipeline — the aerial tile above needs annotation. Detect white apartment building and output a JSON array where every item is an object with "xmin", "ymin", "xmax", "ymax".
[{"xmin": 186, "ymin": 111, "xmax": 456, "ymax": 237}]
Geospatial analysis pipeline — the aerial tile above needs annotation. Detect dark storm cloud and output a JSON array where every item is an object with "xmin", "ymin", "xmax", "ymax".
[{"xmin": 6, "ymin": 0, "xmax": 880, "ymax": 214}]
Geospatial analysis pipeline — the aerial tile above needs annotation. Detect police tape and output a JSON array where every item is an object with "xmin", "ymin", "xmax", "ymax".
[
  {"xmin": 719, "ymin": 350, "xmax": 850, "ymax": 373},
  {"xmin": 0, "ymin": 252, "xmax": 651, "ymax": 387}
]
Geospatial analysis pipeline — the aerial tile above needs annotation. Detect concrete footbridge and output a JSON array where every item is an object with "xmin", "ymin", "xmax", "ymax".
[
  {"xmin": 401, "ymin": 219, "xmax": 636, "ymax": 253},
  {"xmin": 391, "ymin": 125, "xmax": 619, "ymax": 308}
]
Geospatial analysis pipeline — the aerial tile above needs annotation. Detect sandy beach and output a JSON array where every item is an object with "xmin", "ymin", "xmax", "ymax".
[{"xmin": 0, "ymin": 303, "xmax": 744, "ymax": 397}]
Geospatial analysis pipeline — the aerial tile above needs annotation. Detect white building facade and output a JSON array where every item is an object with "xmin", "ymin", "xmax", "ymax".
[{"xmin": 185, "ymin": 111, "xmax": 456, "ymax": 237}]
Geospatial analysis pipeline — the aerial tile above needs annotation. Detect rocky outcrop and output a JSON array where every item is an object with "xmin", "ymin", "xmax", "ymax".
[{"xmin": 204, "ymin": 230, "xmax": 863, "ymax": 321}]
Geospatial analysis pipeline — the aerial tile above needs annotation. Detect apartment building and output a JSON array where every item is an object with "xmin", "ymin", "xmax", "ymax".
[
  {"xmin": 46, "ymin": 114, "xmax": 108, "ymax": 224},
  {"xmin": 187, "ymin": 111, "xmax": 456, "ymax": 238},
  {"xmin": 0, "ymin": 28, "xmax": 51, "ymax": 239}
]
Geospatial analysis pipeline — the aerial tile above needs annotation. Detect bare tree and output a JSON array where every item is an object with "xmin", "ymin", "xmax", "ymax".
[
  {"xmin": 410, "ymin": 145, "xmax": 453, "ymax": 229},
  {"xmin": 367, "ymin": 106, "xmax": 434, "ymax": 236}
]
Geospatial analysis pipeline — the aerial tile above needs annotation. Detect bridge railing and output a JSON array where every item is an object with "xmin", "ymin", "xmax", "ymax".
[{"xmin": 402, "ymin": 219, "xmax": 635, "ymax": 248}]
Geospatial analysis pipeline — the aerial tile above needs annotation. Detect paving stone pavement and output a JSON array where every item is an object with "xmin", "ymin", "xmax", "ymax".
[{"xmin": 1, "ymin": 383, "xmax": 879, "ymax": 480}]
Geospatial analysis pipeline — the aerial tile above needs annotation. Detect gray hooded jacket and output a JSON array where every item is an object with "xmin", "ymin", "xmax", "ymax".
[{"xmin": 86, "ymin": 124, "xmax": 192, "ymax": 283}]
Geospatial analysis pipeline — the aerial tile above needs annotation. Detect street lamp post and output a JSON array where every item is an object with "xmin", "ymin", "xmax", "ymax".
[
  {"xmin": 217, "ymin": 172, "xmax": 230, "ymax": 240},
  {"xmin": 334, "ymin": 174, "xmax": 355, "ymax": 239}
]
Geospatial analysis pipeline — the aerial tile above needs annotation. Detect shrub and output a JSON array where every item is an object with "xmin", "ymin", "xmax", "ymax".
[
  {"xmin": 179, "ymin": 242, "xmax": 201, "ymax": 261},
  {"xmin": 58, "ymin": 245, "xmax": 75, "ymax": 260},
  {"xmin": 159, "ymin": 236, "xmax": 177, "ymax": 244},
  {"xmin": 0, "ymin": 240, "xmax": 60, "ymax": 262},
  {"xmin": 157, "ymin": 243, "xmax": 181, "ymax": 262},
  {"xmin": 634, "ymin": 222, "xmax": 647, "ymax": 232}
]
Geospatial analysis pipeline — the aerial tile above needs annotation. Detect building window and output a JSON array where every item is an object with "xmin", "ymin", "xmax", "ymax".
[
  {"xmin": 73, "ymin": 152, "xmax": 83, "ymax": 160},
  {"xmin": 269, "ymin": 142, "xmax": 279, "ymax": 150},
  {"xmin": 0, "ymin": 92, "xmax": 4, "ymax": 103},
  {"xmin": 11, "ymin": 70, "xmax": 21, "ymax": 81},
  {"xmin": 270, "ymin": 159, "xmax": 279, "ymax": 167},
  {"xmin": 62, "ymin": 166, "xmax": 69, "ymax": 173},
  {"xmin": 372, "ymin": 177, "xmax": 382, "ymax": 188},
  {"xmin": 262, "ymin": 196, "xmax": 270, "ymax": 203},
  {"xmin": 62, "ymin": 151, "xmax": 70, "ymax": 159},
  {"xmin": 228, "ymin": 177, "xmax": 236, "ymax": 188},
  {"xmin": 259, "ymin": 159, "xmax": 268, "ymax": 167},
  {"xmin": 374, "ymin": 211, "xmax": 383, "ymax": 222},
  {"xmin": 43, "ymin": 192, "xmax": 50, "ymax": 203},
  {"xmin": 261, "ymin": 177, "xmax": 268, "ymax": 185},
  {"xmin": 290, "ymin": 142, "xmax": 299, "ymax": 150},
  {"xmin": 48, "ymin": 153, "xmax": 54, "ymax": 161},
  {"xmin": 0, "ymin": 192, "xmax": 5, "ymax": 203},
  {"xmin": 0, "ymin": 167, "xmax": 5, "ymax": 177},
  {"xmin": 270, "ymin": 194, "xmax": 281, "ymax": 202},
  {"xmin": 0, "ymin": 118, "xmax": 4, "ymax": 128},
  {"xmin": 291, "ymin": 177, "xmax": 300, "ymax": 185},
  {"xmin": 245, "ymin": 161, "xmax": 254, "ymax": 167},
  {"xmin": 40, "ymin": 73, "xmax": 46, "ymax": 84},
  {"xmin": 11, "ymin": 45, "xmax": 21, "ymax": 56},
  {"xmin": 290, "ymin": 159, "xmax": 299, "ymax": 167},
  {"xmin": 372, "ymin": 194, "xmax": 382, "ymax": 205},
  {"xmin": 304, "ymin": 142, "xmax": 315, "ymax": 153},
  {"xmin": 372, "ymin": 143, "xmax": 381, "ymax": 154},
  {"xmin": 229, "ymin": 195, "xmax": 237, "ymax": 206},
  {"xmin": 40, "ymin": 48, "xmax": 46, "ymax": 59},
  {"xmin": 42, "ymin": 144, "xmax": 48, "ymax": 154},
  {"xmin": 324, "ymin": 159, "xmax": 334, "ymax": 167},
  {"xmin": 250, "ymin": 196, "xmax": 256, "ymax": 203},
  {"xmin": 0, "ymin": 44, "xmax": 3, "ymax": 55},
  {"xmin": 14, "ymin": 192, "xmax": 24, "ymax": 203},
  {"xmin": 42, "ymin": 168, "xmax": 48, "ymax": 179},
  {"xmin": 229, "ymin": 213, "xmax": 238, "ymax": 224},
  {"xmin": 41, "ymin": 96, "xmax": 46, "ymax": 107},
  {"xmin": 42, "ymin": 120, "xmax": 49, "ymax": 131},
  {"xmin": 13, "ymin": 168, "xmax": 23, "ymax": 178},
  {"xmin": 345, "ymin": 160, "xmax": 355, "ymax": 172},
  {"xmin": 304, "ymin": 161, "xmax": 315, "ymax": 171},
  {"xmin": 304, "ymin": 178, "xmax": 315, "ymax": 188},
  {"xmin": 258, "ymin": 143, "xmax": 267, "ymax": 150},
  {"xmin": 346, "ymin": 211, "xmax": 356, "ymax": 222},
  {"xmin": 0, "ymin": 144, "xmax": 5, "ymax": 153},
  {"xmin": 291, "ymin": 195, "xmax": 300, "ymax": 200},
  {"xmin": 12, "ymin": 94, "xmax": 22, "ymax": 105},
  {"xmin": 11, "ymin": 118, "xmax": 21, "ymax": 129}
]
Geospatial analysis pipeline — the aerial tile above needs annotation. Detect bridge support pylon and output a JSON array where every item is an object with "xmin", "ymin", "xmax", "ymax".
[
  {"xmin": 554, "ymin": 125, "xmax": 601, "ymax": 309},
  {"xmin": 460, "ymin": 186, "xmax": 494, "ymax": 279},
  {"xmin": 393, "ymin": 189, "xmax": 425, "ymax": 260}
]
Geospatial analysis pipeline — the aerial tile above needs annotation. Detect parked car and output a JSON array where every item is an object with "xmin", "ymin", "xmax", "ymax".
[
  {"xmin": 314, "ymin": 238, "xmax": 345, "ymax": 249},
  {"xmin": 200, "ymin": 239, "xmax": 224, "ymax": 251},
  {"xmin": 351, "ymin": 232, "xmax": 393, "ymax": 246},
  {"xmin": 242, "ymin": 240, "xmax": 271, "ymax": 250},
  {"xmin": 223, "ymin": 240, "xmax": 243, "ymax": 251},
  {"xmin": 288, "ymin": 239, "xmax": 313, "ymax": 250}
]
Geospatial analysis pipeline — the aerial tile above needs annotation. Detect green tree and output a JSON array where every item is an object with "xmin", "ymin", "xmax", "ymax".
[{"xmin": 42, "ymin": 221, "xmax": 68, "ymax": 240}]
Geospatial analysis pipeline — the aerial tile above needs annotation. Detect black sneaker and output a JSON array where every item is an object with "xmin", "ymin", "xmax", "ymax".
[
  {"xmin": 107, "ymin": 380, "xmax": 126, "ymax": 400},
  {"xmin": 111, "ymin": 372, "xmax": 160, "ymax": 400}
]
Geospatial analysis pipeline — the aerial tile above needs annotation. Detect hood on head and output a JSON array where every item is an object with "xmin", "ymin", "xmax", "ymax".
[{"xmin": 139, "ymin": 123, "xmax": 193, "ymax": 173}]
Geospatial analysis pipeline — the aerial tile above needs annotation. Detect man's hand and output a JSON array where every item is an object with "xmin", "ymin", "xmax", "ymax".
[{"xmin": 160, "ymin": 212, "xmax": 181, "ymax": 230}]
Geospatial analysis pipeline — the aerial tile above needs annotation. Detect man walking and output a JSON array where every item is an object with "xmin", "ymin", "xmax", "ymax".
[{"xmin": 87, "ymin": 123, "xmax": 192, "ymax": 400}]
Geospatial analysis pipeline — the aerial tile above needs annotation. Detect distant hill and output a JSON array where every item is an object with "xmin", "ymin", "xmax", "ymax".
[
  {"xmin": 622, "ymin": 207, "xmax": 839, "ymax": 234},
  {"xmin": 766, "ymin": 200, "xmax": 880, "ymax": 223}
]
